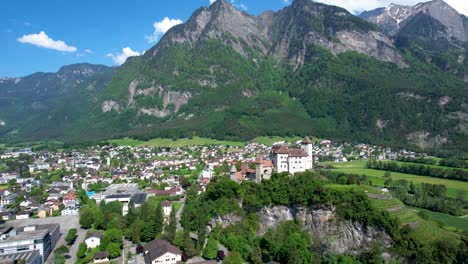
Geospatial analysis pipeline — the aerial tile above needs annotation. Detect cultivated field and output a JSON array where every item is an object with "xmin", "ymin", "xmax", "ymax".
[
  {"xmin": 325, "ymin": 160, "xmax": 468, "ymax": 199},
  {"xmin": 326, "ymin": 184, "xmax": 463, "ymax": 242},
  {"xmin": 109, "ymin": 137, "xmax": 245, "ymax": 148}
]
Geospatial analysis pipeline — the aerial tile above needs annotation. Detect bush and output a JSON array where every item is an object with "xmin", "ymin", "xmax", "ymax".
[{"xmin": 65, "ymin": 228, "xmax": 77, "ymax": 245}]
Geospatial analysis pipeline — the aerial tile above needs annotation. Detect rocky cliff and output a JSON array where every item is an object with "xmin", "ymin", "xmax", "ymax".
[
  {"xmin": 360, "ymin": 0, "xmax": 468, "ymax": 41},
  {"xmin": 258, "ymin": 205, "xmax": 392, "ymax": 254}
]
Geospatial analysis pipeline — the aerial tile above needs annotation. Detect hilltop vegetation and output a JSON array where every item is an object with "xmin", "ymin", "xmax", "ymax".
[{"xmin": 181, "ymin": 172, "xmax": 468, "ymax": 263}]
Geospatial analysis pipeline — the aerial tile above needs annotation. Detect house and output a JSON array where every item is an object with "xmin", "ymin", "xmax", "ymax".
[
  {"xmin": 270, "ymin": 137, "xmax": 313, "ymax": 175},
  {"xmin": 16, "ymin": 211, "xmax": 31, "ymax": 220},
  {"xmin": 37, "ymin": 208, "xmax": 51, "ymax": 218},
  {"xmin": 161, "ymin": 201, "xmax": 172, "ymax": 217},
  {"xmin": 0, "ymin": 194, "xmax": 17, "ymax": 206},
  {"xmin": 143, "ymin": 240, "xmax": 181, "ymax": 264},
  {"xmin": 85, "ymin": 232, "xmax": 102, "ymax": 249},
  {"xmin": 0, "ymin": 211, "xmax": 13, "ymax": 221},
  {"xmin": 93, "ymin": 251, "xmax": 110, "ymax": 263},
  {"xmin": 61, "ymin": 207, "xmax": 79, "ymax": 216}
]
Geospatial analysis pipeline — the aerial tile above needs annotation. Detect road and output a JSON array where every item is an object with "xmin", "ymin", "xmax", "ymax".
[
  {"xmin": 5, "ymin": 215, "xmax": 83, "ymax": 264},
  {"xmin": 176, "ymin": 197, "xmax": 185, "ymax": 231}
]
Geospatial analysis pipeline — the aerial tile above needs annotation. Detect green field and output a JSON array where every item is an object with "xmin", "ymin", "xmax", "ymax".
[
  {"xmin": 109, "ymin": 135, "xmax": 323, "ymax": 148},
  {"xmin": 327, "ymin": 184, "xmax": 458, "ymax": 242},
  {"xmin": 410, "ymin": 207, "xmax": 468, "ymax": 232},
  {"xmin": 325, "ymin": 160, "xmax": 468, "ymax": 199},
  {"xmin": 109, "ymin": 137, "xmax": 246, "ymax": 148},
  {"xmin": 393, "ymin": 160, "xmax": 468, "ymax": 172}
]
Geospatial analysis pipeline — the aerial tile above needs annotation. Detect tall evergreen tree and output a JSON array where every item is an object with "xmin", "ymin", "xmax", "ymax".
[
  {"xmin": 164, "ymin": 209, "xmax": 177, "ymax": 243},
  {"xmin": 154, "ymin": 203, "xmax": 164, "ymax": 238}
]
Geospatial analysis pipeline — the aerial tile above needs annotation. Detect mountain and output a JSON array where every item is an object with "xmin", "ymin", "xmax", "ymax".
[
  {"xmin": 0, "ymin": 63, "xmax": 115, "ymax": 140},
  {"xmin": 1, "ymin": 0, "xmax": 467, "ymax": 153},
  {"xmin": 360, "ymin": 0, "xmax": 468, "ymax": 41}
]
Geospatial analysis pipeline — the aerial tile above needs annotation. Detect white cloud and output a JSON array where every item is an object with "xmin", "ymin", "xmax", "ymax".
[
  {"xmin": 314, "ymin": 0, "xmax": 468, "ymax": 16},
  {"xmin": 17, "ymin": 31, "xmax": 77, "ymax": 52},
  {"xmin": 107, "ymin": 47, "xmax": 140, "ymax": 65},
  {"xmin": 145, "ymin": 17, "xmax": 183, "ymax": 43},
  {"xmin": 209, "ymin": 0, "xmax": 216, "ymax": 4},
  {"xmin": 84, "ymin": 49, "xmax": 94, "ymax": 54},
  {"xmin": 239, "ymin": 3, "xmax": 248, "ymax": 10}
]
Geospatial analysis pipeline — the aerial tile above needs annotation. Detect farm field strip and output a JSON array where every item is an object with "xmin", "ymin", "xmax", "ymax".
[{"xmin": 325, "ymin": 161, "xmax": 468, "ymax": 199}]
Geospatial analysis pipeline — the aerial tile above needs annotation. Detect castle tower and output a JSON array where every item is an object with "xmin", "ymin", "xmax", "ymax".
[
  {"xmin": 301, "ymin": 136, "xmax": 313, "ymax": 169},
  {"xmin": 230, "ymin": 163, "xmax": 237, "ymax": 182},
  {"xmin": 255, "ymin": 156, "xmax": 264, "ymax": 183}
]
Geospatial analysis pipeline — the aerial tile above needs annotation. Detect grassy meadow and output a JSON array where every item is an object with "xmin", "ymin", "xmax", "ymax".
[
  {"xmin": 326, "ymin": 184, "xmax": 463, "ymax": 242},
  {"xmin": 108, "ymin": 135, "xmax": 322, "ymax": 148},
  {"xmin": 109, "ymin": 137, "xmax": 246, "ymax": 148},
  {"xmin": 325, "ymin": 160, "xmax": 468, "ymax": 199}
]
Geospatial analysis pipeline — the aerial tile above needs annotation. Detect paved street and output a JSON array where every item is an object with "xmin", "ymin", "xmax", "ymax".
[{"xmin": 176, "ymin": 197, "xmax": 185, "ymax": 231}]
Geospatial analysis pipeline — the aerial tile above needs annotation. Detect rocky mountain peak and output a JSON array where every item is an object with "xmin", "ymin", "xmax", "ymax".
[
  {"xmin": 147, "ymin": 0, "xmax": 405, "ymax": 68},
  {"xmin": 361, "ymin": 0, "xmax": 468, "ymax": 41}
]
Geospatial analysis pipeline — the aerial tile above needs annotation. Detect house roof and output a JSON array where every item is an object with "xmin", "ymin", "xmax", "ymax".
[
  {"xmin": 161, "ymin": 201, "xmax": 172, "ymax": 207},
  {"xmin": 262, "ymin": 160, "xmax": 273, "ymax": 167},
  {"xmin": 288, "ymin": 149, "xmax": 308, "ymax": 157},
  {"xmin": 144, "ymin": 240, "xmax": 181, "ymax": 263},
  {"xmin": 276, "ymin": 145, "xmax": 289, "ymax": 154},
  {"xmin": 93, "ymin": 251, "xmax": 109, "ymax": 259},
  {"xmin": 301, "ymin": 136, "xmax": 312, "ymax": 144},
  {"xmin": 86, "ymin": 232, "xmax": 102, "ymax": 240}
]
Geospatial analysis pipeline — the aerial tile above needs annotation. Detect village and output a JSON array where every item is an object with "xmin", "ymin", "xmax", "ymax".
[{"xmin": 0, "ymin": 138, "xmax": 427, "ymax": 264}]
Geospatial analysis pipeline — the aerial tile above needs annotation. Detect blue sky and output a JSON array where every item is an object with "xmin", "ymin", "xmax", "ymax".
[
  {"xmin": 1, "ymin": 0, "xmax": 292, "ymax": 77},
  {"xmin": 2, "ymin": 0, "xmax": 467, "ymax": 77}
]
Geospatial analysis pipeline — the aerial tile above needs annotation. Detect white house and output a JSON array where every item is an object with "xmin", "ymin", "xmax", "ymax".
[
  {"xmin": 85, "ymin": 232, "xmax": 102, "ymax": 249},
  {"xmin": 143, "ymin": 240, "xmax": 182, "ymax": 264},
  {"xmin": 15, "ymin": 211, "xmax": 30, "ymax": 220},
  {"xmin": 270, "ymin": 137, "xmax": 313, "ymax": 175},
  {"xmin": 61, "ymin": 207, "xmax": 79, "ymax": 216},
  {"xmin": 161, "ymin": 201, "xmax": 172, "ymax": 217}
]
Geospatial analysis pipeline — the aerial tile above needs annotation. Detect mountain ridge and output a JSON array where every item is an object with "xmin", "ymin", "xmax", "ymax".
[{"xmin": 1, "ymin": 0, "xmax": 467, "ymax": 154}]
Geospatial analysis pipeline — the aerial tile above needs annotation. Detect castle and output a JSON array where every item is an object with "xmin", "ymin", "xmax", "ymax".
[
  {"xmin": 230, "ymin": 137, "xmax": 314, "ymax": 183},
  {"xmin": 269, "ymin": 136, "xmax": 313, "ymax": 175}
]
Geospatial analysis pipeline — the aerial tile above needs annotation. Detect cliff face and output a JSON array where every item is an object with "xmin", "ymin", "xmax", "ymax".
[{"xmin": 258, "ymin": 205, "xmax": 392, "ymax": 254}]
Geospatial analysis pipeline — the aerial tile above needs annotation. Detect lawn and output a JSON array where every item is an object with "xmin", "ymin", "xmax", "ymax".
[
  {"xmin": 109, "ymin": 137, "xmax": 245, "ymax": 148},
  {"xmin": 172, "ymin": 201, "xmax": 182, "ymax": 212},
  {"xmin": 325, "ymin": 160, "xmax": 468, "ymax": 199}
]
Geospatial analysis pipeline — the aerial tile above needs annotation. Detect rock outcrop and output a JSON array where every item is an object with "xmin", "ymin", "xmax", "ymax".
[{"xmin": 258, "ymin": 205, "xmax": 392, "ymax": 254}]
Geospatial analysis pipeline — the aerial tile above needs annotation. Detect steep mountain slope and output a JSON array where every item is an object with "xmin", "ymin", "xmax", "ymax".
[
  {"xmin": 0, "ymin": 63, "xmax": 115, "ymax": 140},
  {"xmin": 1, "ymin": 0, "xmax": 467, "ymax": 153},
  {"xmin": 360, "ymin": 0, "xmax": 468, "ymax": 76},
  {"xmin": 360, "ymin": 0, "xmax": 468, "ymax": 41}
]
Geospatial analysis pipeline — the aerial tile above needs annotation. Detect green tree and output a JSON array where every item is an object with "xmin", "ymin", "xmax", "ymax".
[
  {"xmin": 203, "ymin": 238, "xmax": 218, "ymax": 260},
  {"xmin": 164, "ymin": 209, "xmax": 177, "ymax": 243},
  {"xmin": 130, "ymin": 219, "xmax": 144, "ymax": 243},
  {"xmin": 79, "ymin": 207, "xmax": 95, "ymax": 229},
  {"xmin": 65, "ymin": 228, "xmax": 77, "ymax": 245},
  {"xmin": 100, "ymin": 228, "xmax": 123, "ymax": 251},
  {"xmin": 54, "ymin": 254, "xmax": 66, "ymax": 264},
  {"xmin": 106, "ymin": 242, "xmax": 121, "ymax": 258},
  {"xmin": 154, "ymin": 203, "xmax": 164, "ymax": 237},
  {"xmin": 77, "ymin": 242, "xmax": 87, "ymax": 259},
  {"xmin": 183, "ymin": 232, "xmax": 197, "ymax": 258},
  {"xmin": 223, "ymin": 251, "xmax": 244, "ymax": 264},
  {"xmin": 54, "ymin": 245, "xmax": 69, "ymax": 254}
]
